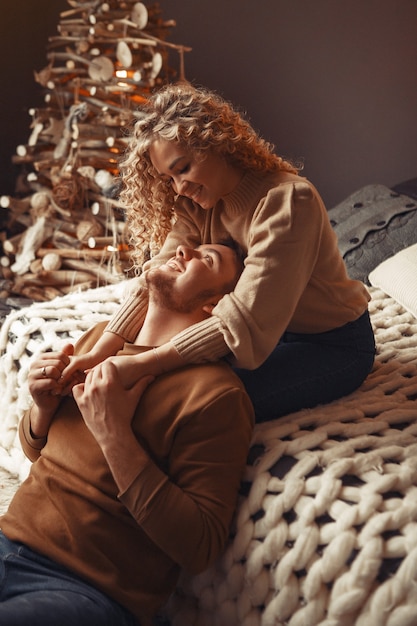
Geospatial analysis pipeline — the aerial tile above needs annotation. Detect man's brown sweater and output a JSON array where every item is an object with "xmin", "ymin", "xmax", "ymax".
[{"xmin": 1, "ymin": 323, "xmax": 254, "ymax": 625}]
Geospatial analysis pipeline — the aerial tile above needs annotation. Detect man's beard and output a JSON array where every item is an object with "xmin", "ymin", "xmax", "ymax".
[{"xmin": 146, "ymin": 270, "xmax": 216, "ymax": 314}]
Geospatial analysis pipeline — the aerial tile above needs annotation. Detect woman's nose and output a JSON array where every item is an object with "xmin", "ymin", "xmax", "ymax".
[{"xmin": 173, "ymin": 176, "xmax": 187, "ymax": 195}]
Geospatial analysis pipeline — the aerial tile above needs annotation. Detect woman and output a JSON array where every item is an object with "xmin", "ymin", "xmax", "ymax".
[{"xmin": 65, "ymin": 82, "xmax": 375, "ymax": 421}]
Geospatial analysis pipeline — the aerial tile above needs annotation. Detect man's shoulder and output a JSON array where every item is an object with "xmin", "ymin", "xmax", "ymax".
[
  {"xmin": 158, "ymin": 361, "xmax": 251, "ymax": 409},
  {"xmin": 171, "ymin": 360, "xmax": 245, "ymax": 392},
  {"xmin": 152, "ymin": 362, "xmax": 254, "ymax": 427}
]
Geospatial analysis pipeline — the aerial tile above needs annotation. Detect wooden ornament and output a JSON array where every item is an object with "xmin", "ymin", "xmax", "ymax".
[
  {"xmin": 76, "ymin": 218, "xmax": 104, "ymax": 242},
  {"xmin": 41, "ymin": 252, "xmax": 62, "ymax": 271}
]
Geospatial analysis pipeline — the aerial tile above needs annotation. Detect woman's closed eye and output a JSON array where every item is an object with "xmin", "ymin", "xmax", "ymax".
[{"xmin": 167, "ymin": 164, "xmax": 190, "ymax": 187}]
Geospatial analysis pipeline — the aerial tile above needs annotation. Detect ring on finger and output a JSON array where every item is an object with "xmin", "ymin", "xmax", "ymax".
[{"xmin": 42, "ymin": 366, "xmax": 47, "ymax": 377}]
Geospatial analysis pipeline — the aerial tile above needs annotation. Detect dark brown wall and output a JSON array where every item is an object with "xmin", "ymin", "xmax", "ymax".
[
  {"xmin": 0, "ymin": 0, "xmax": 68, "ymax": 197},
  {"xmin": 1, "ymin": 0, "xmax": 417, "ymax": 208}
]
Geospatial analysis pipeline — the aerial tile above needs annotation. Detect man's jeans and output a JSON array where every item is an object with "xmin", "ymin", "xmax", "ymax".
[
  {"xmin": 0, "ymin": 532, "xmax": 139, "ymax": 626},
  {"xmin": 235, "ymin": 310, "xmax": 376, "ymax": 422}
]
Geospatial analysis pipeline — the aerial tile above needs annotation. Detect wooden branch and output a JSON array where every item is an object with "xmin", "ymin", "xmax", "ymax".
[
  {"xmin": 114, "ymin": 18, "xmax": 192, "ymax": 54},
  {"xmin": 19, "ymin": 285, "xmax": 65, "ymax": 301},
  {"xmin": 89, "ymin": 192, "xmax": 125, "ymax": 213},
  {"xmin": 87, "ymin": 236, "xmax": 114, "ymax": 247},
  {"xmin": 0, "ymin": 196, "xmax": 32, "ymax": 214},
  {"xmin": 52, "ymin": 231, "xmax": 83, "ymax": 250},
  {"xmin": 16, "ymin": 268, "xmax": 98, "ymax": 287},
  {"xmin": 41, "ymin": 252, "xmax": 62, "ymax": 271},
  {"xmin": 3, "ymin": 233, "xmax": 24, "ymax": 255},
  {"xmin": 36, "ymin": 246, "xmax": 130, "ymax": 261},
  {"xmin": 29, "ymin": 258, "xmax": 44, "ymax": 274},
  {"xmin": 62, "ymin": 257, "xmax": 125, "ymax": 283},
  {"xmin": 76, "ymin": 122, "xmax": 121, "ymax": 141}
]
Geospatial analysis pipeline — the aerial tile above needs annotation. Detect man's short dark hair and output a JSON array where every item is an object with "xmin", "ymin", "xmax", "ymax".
[{"xmin": 216, "ymin": 237, "xmax": 246, "ymax": 293}]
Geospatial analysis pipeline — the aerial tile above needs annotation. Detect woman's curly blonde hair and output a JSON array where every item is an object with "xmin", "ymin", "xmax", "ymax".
[{"xmin": 119, "ymin": 82, "xmax": 299, "ymax": 270}]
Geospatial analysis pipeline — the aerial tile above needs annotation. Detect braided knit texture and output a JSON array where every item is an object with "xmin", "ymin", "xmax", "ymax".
[
  {"xmin": 166, "ymin": 288, "xmax": 417, "ymax": 626},
  {"xmin": 0, "ymin": 286, "xmax": 416, "ymax": 625}
]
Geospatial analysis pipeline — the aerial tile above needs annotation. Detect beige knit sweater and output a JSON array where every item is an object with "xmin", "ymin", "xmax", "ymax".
[{"xmin": 107, "ymin": 170, "xmax": 370, "ymax": 368}]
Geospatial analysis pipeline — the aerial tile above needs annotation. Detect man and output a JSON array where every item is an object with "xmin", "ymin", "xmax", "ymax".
[{"xmin": 0, "ymin": 242, "xmax": 254, "ymax": 626}]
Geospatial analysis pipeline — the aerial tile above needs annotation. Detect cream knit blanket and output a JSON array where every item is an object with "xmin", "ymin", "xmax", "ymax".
[
  {"xmin": 0, "ymin": 286, "xmax": 416, "ymax": 626},
  {"xmin": 0, "ymin": 281, "xmax": 127, "ymax": 491}
]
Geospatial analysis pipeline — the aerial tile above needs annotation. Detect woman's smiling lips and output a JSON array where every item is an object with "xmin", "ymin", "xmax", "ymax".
[{"xmin": 186, "ymin": 185, "xmax": 202, "ymax": 203}]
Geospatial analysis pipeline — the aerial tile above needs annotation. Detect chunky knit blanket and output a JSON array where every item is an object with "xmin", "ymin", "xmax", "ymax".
[
  {"xmin": 0, "ymin": 281, "xmax": 128, "ymax": 490},
  {"xmin": 0, "ymin": 286, "xmax": 416, "ymax": 626}
]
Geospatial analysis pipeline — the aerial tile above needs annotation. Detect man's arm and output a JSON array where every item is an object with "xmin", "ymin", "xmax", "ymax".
[
  {"xmin": 72, "ymin": 360, "xmax": 155, "ymax": 492},
  {"xmin": 19, "ymin": 343, "xmax": 78, "ymax": 461},
  {"xmin": 19, "ymin": 323, "xmax": 111, "ymax": 461},
  {"xmin": 19, "ymin": 408, "xmax": 48, "ymax": 462},
  {"xmin": 121, "ymin": 386, "xmax": 254, "ymax": 575},
  {"xmin": 73, "ymin": 361, "xmax": 254, "ymax": 575}
]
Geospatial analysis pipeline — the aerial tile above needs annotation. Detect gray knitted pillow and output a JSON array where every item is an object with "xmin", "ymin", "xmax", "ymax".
[{"xmin": 328, "ymin": 184, "xmax": 417, "ymax": 284}]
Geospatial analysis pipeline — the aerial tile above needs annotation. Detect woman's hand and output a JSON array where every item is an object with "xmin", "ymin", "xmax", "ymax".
[
  {"xmin": 60, "ymin": 332, "xmax": 125, "ymax": 390},
  {"xmin": 60, "ymin": 353, "xmax": 99, "ymax": 395}
]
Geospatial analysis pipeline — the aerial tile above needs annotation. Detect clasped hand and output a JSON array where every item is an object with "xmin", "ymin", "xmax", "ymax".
[
  {"xmin": 28, "ymin": 344, "xmax": 80, "ymax": 414},
  {"xmin": 72, "ymin": 361, "xmax": 154, "ymax": 446},
  {"xmin": 28, "ymin": 345, "xmax": 154, "ymax": 442}
]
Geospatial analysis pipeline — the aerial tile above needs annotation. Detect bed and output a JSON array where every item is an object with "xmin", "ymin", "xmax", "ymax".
[{"xmin": 0, "ymin": 181, "xmax": 417, "ymax": 625}]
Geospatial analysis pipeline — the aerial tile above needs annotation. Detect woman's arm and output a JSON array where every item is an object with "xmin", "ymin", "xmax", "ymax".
[
  {"xmin": 168, "ymin": 180, "xmax": 353, "ymax": 369},
  {"xmin": 60, "ymin": 331, "xmax": 125, "ymax": 387},
  {"xmin": 105, "ymin": 341, "xmax": 186, "ymax": 389}
]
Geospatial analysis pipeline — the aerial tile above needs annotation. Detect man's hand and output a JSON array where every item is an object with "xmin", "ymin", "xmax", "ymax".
[
  {"xmin": 27, "ymin": 344, "xmax": 77, "ymax": 438},
  {"xmin": 72, "ymin": 361, "xmax": 154, "ymax": 493},
  {"xmin": 72, "ymin": 360, "xmax": 154, "ymax": 446},
  {"xmin": 102, "ymin": 354, "xmax": 152, "ymax": 390}
]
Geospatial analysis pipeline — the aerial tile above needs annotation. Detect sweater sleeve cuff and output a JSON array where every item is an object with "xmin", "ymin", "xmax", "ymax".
[
  {"xmin": 19, "ymin": 408, "xmax": 47, "ymax": 461},
  {"xmin": 170, "ymin": 316, "xmax": 229, "ymax": 363}
]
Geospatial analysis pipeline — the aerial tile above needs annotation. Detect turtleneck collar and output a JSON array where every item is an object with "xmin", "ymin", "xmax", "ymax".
[{"xmin": 219, "ymin": 169, "xmax": 284, "ymax": 216}]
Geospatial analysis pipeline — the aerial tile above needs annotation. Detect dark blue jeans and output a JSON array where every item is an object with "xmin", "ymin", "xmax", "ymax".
[
  {"xmin": 0, "ymin": 532, "xmax": 139, "ymax": 626},
  {"xmin": 235, "ymin": 310, "xmax": 376, "ymax": 422}
]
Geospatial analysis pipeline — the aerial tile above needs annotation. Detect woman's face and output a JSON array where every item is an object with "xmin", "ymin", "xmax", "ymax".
[{"xmin": 149, "ymin": 138, "xmax": 242, "ymax": 210}]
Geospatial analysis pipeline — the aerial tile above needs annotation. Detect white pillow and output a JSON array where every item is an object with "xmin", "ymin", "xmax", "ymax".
[{"xmin": 369, "ymin": 243, "xmax": 417, "ymax": 318}]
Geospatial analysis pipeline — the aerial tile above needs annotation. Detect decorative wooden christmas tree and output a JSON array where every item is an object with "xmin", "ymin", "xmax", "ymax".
[{"xmin": 0, "ymin": 0, "xmax": 190, "ymax": 302}]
